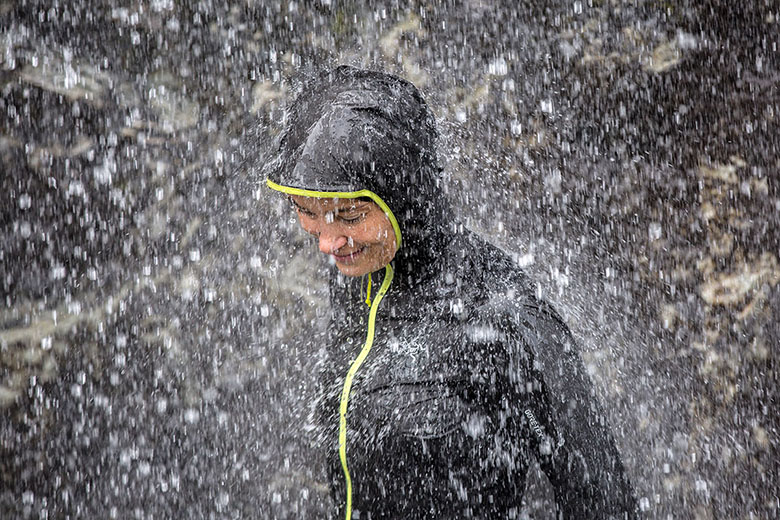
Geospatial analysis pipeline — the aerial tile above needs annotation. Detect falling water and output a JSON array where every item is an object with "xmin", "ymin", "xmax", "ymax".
[{"xmin": 2, "ymin": 1, "xmax": 777, "ymax": 518}]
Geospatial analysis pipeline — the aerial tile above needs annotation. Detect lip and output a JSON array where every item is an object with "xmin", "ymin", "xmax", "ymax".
[{"xmin": 332, "ymin": 246, "xmax": 367, "ymax": 264}]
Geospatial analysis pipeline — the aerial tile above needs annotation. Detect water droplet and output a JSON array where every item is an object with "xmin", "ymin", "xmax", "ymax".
[
  {"xmin": 19, "ymin": 221, "xmax": 31, "ymax": 238},
  {"xmin": 184, "ymin": 408, "xmax": 200, "ymax": 423},
  {"xmin": 18, "ymin": 193, "xmax": 31, "ymax": 209}
]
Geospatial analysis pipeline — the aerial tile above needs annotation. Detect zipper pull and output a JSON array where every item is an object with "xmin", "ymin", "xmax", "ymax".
[{"xmin": 365, "ymin": 273, "xmax": 372, "ymax": 306}]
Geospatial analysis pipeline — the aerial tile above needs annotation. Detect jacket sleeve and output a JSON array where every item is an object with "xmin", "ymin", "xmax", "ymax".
[{"xmin": 508, "ymin": 301, "xmax": 638, "ymax": 519}]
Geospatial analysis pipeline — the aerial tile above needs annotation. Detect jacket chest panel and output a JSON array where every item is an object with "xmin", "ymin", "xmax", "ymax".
[
  {"xmin": 365, "ymin": 315, "xmax": 462, "ymax": 382},
  {"xmin": 345, "ymin": 315, "xmax": 479, "ymax": 439}
]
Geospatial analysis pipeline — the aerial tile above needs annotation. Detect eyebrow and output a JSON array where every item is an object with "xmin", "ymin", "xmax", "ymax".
[
  {"xmin": 289, "ymin": 198, "xmax": 370, "ymax": 214},
  {"xmin": 289, "ymin": 198, "xmax": 312, "ymax": 213},
  {"xmin": 336, "ymin": 201, "xmax": 371, "ymax": 213}
]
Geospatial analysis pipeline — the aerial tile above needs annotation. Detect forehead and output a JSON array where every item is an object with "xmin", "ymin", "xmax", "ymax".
[{"xmin": 290, "ymin": 195, "xmax": 368, "ymax": 210}]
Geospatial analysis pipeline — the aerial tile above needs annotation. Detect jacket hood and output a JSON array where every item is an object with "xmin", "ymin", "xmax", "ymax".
[{"xmin": 265, "ymin": 66, "xmax": 454, "ymax": 283}]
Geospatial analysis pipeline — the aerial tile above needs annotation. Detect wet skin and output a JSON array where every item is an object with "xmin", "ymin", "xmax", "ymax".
[{"xmin": 290, "ymin": 195, "xmax": 397, "ymax": 277}]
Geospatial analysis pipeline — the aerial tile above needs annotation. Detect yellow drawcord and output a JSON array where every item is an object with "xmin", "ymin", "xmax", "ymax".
[
  {"xmin": 265, "ymin": 180, "xmax": 402, "ymax": 251},
  {"xmin": 265, "ymin": 179, "xmax": 403, "ymax": 519},
  {"xmin": 338, "ymin": 264, "xmax": 394, "ymax": 520}
]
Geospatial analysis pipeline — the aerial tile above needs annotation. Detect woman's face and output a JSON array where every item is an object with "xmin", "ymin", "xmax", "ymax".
[{"xmin": 290, "ymin": 195, "xmax": 397, "ymax": 277}]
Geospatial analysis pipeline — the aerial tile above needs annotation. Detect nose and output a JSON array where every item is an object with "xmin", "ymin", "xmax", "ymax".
[{"xmin": 318, "ymin": 229, "xmax": 348, "ymax": 255}]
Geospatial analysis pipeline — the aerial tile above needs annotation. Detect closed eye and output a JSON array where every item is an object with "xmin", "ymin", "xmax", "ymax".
[{"xmin": 339, "ymin": 213, "xmax": 366, "ymax": 224}]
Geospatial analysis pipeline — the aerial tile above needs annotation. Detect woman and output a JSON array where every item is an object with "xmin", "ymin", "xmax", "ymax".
[{"xmin": 263, "ymin": 66, "xmax": 637, "ymax": 519}]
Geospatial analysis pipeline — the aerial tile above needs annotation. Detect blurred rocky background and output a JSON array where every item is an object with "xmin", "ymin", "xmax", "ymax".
[{"xmin": 1, "ymin": 0, "xmax": 777, "ymax": 518}]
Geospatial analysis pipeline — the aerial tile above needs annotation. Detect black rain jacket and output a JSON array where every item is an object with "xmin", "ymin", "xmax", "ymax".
[{"xmin": 264, "ymin": 66, "xmax": 637, "ymax": 519}]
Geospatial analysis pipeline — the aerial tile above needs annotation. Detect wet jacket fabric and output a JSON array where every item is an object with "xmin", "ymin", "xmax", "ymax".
[{"xmin": 265, "ymin": 66, "xmax": 637, "ymax": 519}]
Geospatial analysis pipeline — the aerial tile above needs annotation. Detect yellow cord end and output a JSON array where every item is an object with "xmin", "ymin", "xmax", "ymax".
[{"xmin": 364, "ymin": 273, "xmax": 372, "ymax": 306}]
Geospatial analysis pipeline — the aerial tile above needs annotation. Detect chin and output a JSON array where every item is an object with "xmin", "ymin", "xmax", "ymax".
[{"xmin": 336, "ymin": 264, "xmax": 368, "ymax": 277}]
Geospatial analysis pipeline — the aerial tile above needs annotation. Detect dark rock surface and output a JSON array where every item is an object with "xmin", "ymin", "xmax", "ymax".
[{"xmin": 2, "ymin": 1, "xmax": 777, "ymax": 518}]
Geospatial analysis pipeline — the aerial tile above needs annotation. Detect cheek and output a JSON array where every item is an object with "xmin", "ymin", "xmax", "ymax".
[
  {"xmin": 365, "ymin": 215, "xmax": 393, "ymax": 243},
  {"xmin": 380, "ymin": 226, "xmax": 397, "ymax": 254},
  {"xmin": 298, "ymin": 216, "xmax": 317, "ymax": 235},
  {"xmin": 376, "ymin": 229, "xmax": 390, "ymax": 245}
]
